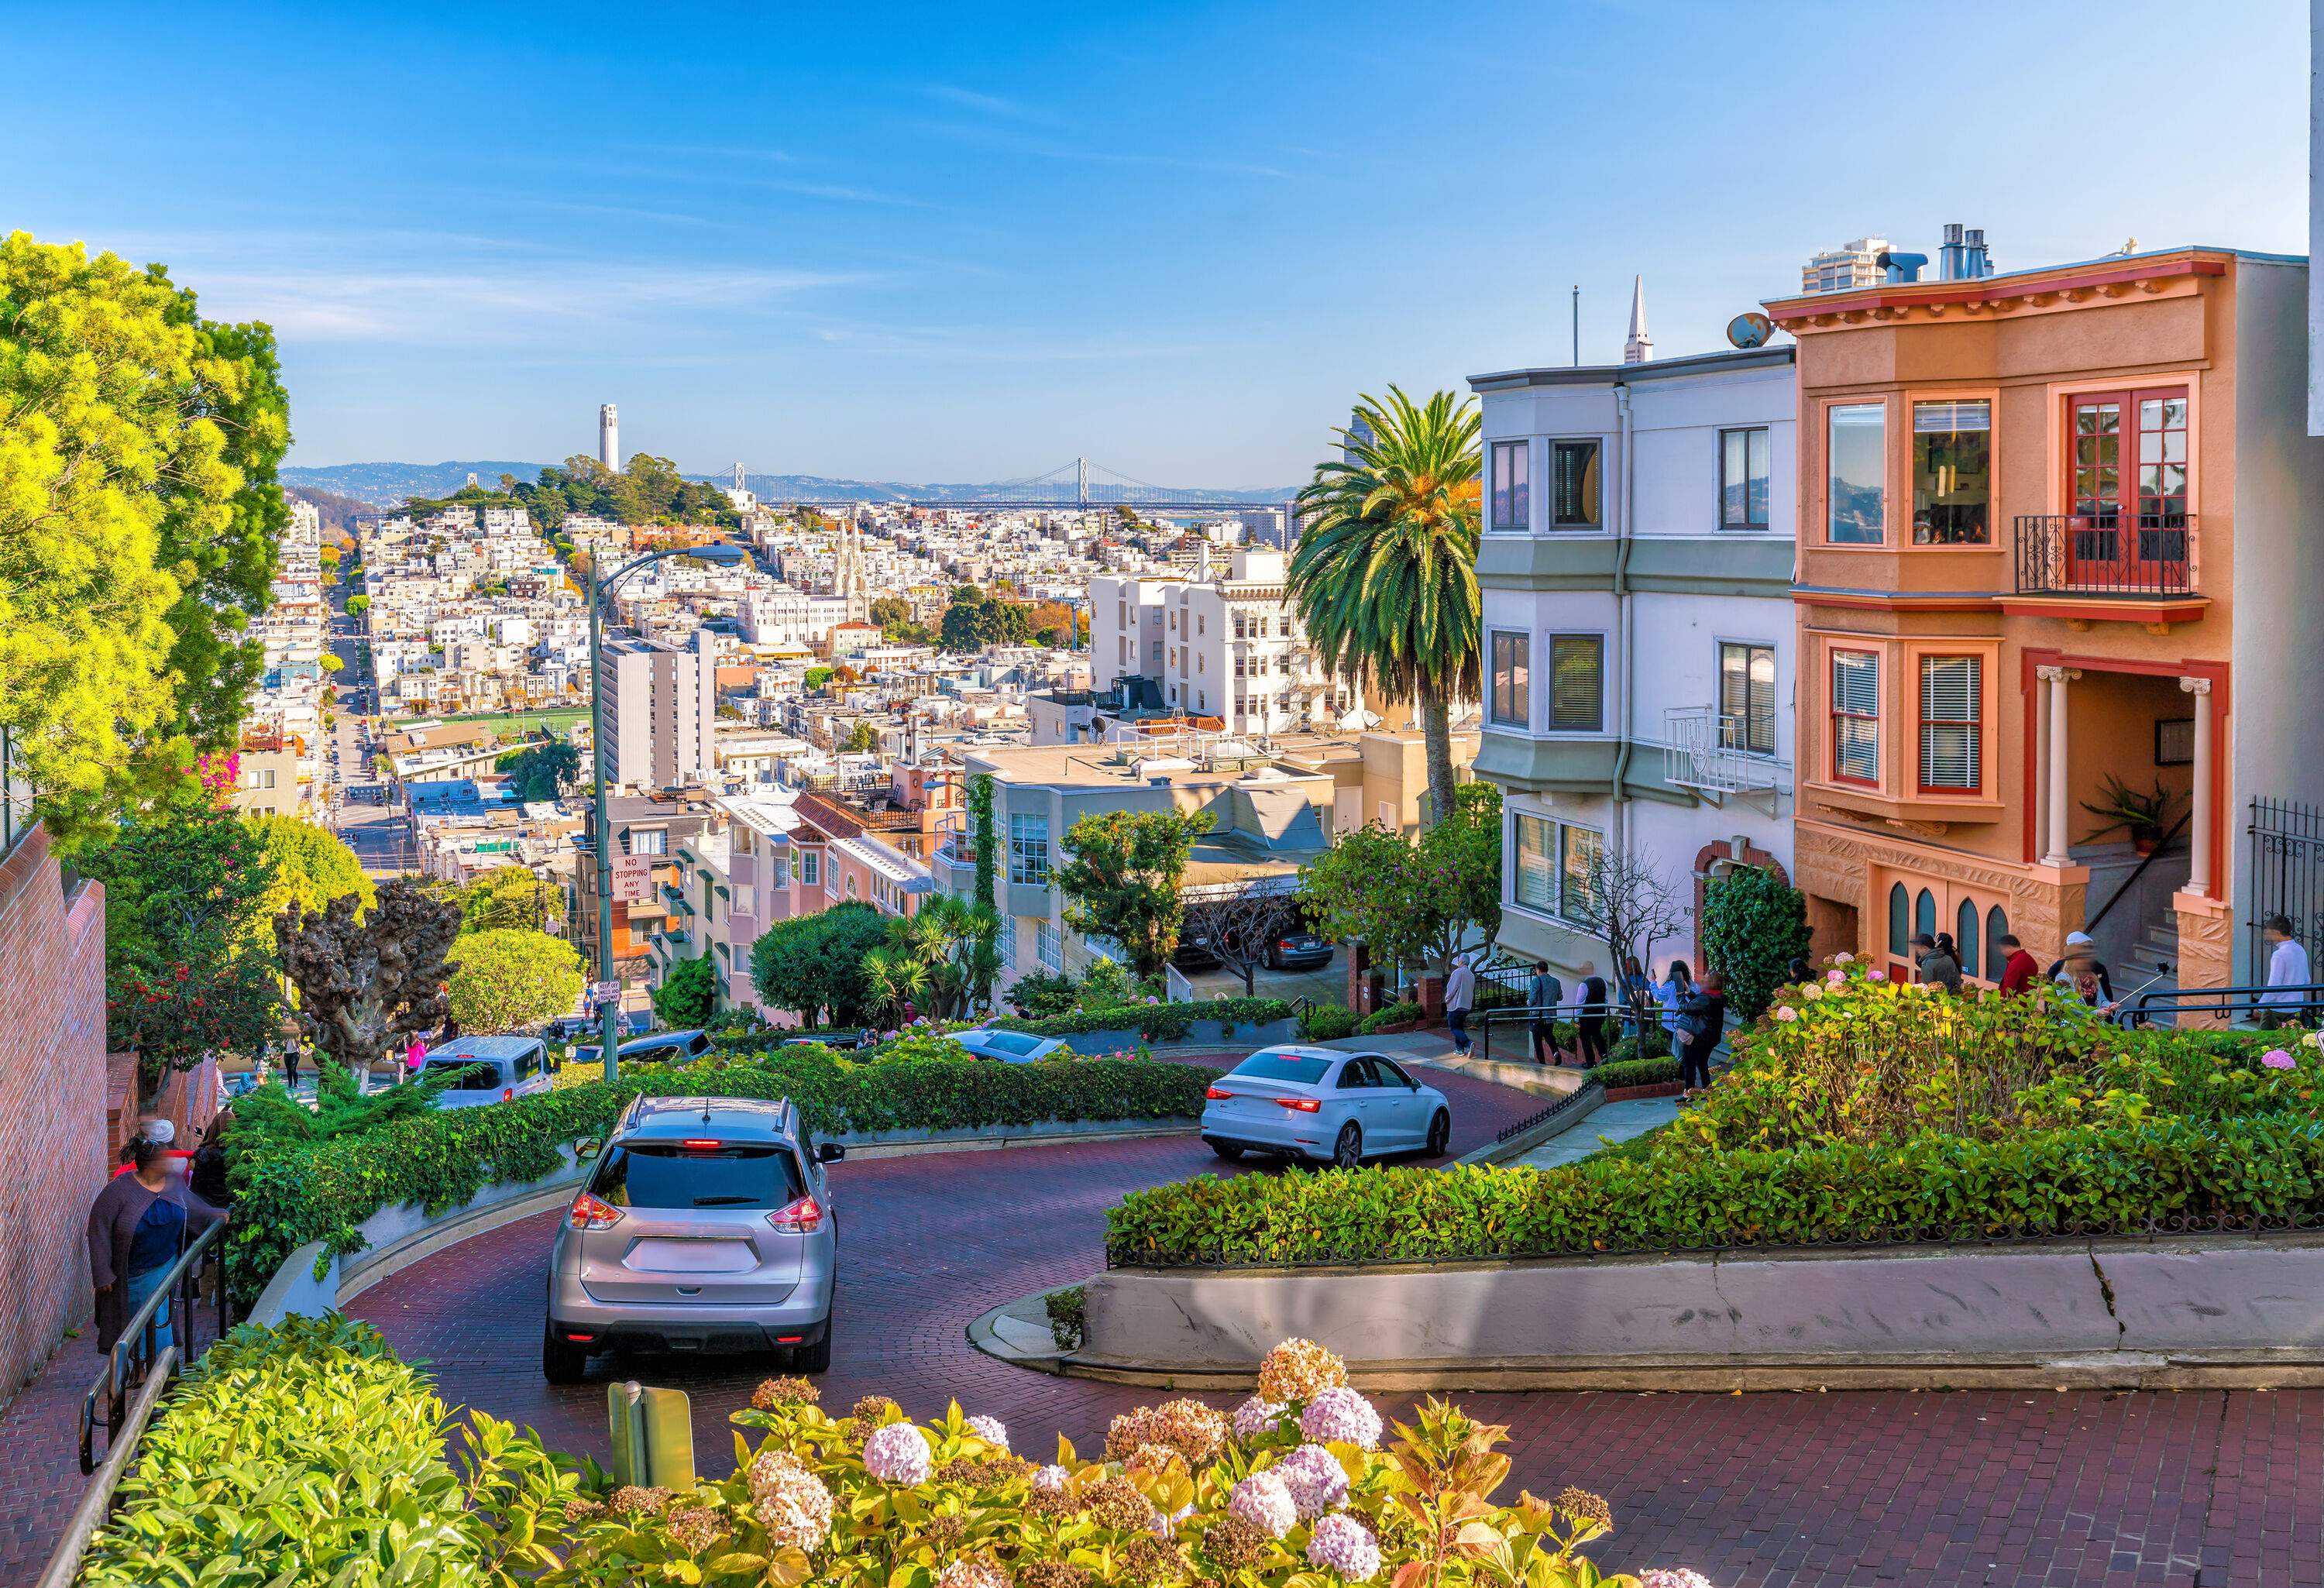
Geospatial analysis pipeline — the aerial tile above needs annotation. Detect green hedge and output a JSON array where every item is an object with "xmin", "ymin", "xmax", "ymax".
[
  {"xmin": 1358, "ymin": 1000, "xmax": 1423, "ymax": 1034},
  {"xmin": 78, "ymin": 1315, "xmax": 480, "ymax": 1585},
  {"xmin": 229, "ymin": 1054, "xmax": 1208, "ymax": 1301},
  {"xmin": 1298, "ymin": 1002, "xmax": 1359, "ymax": 1041},
  {"xmin": 1593, "ymin": 1055, "xmax": 1680, "ymax": 1089},
  {"xmin": 1105, "ymin": 1115, "xmax": 2324, "ymax": 1267},
  {"xmin": 992, "ymin": 997, "xmax": 1294, "ymax": 1040}
]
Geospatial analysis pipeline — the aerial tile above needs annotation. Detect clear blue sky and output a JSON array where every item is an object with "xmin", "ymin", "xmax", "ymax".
[{"xmin": 2, "ymin": 1, "xmax": 2305, "ymax": 486}]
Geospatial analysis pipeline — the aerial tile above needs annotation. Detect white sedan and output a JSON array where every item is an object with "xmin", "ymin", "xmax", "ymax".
[
  {"xmin": 953, "ymin": 1026, "xmax": 1069, "ymax": 1064},
  {"xmin": 1199, "ymin": 1045, "xmax": 1452, "ymax": 1167}
]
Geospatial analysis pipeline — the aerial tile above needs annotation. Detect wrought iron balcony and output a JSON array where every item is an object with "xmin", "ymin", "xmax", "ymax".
[
  {"xmin": 1662, "ymin": 708, "xmax": 1788, "ymax": 807},
  {"xmin": 2013, "ymin": 513, "xmax": 2194, "ymax": 598}
]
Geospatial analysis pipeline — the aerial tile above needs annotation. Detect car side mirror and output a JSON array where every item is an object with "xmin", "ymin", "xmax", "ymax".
[
  {"xmin": 573, "ymin": 1136, "xmax": 603, "ymax": 1161},
  {"xmin": 816, "ymin": 1142, "xmax": 846, "ymax": 1164}
]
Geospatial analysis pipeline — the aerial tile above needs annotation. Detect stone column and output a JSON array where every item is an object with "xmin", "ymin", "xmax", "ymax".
[
  {"xmin": 2037, "ymin": 666, "xmax": 2080, "ymax": 868},
  {"xmin": 2179, "ymin": 676, "xmax": 2214, "ymax": 896}
]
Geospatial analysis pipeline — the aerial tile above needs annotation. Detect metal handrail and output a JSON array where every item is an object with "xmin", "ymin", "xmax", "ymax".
[
  {"xmin": 39, "ymin": 1345, "xmax": 177, "ymax": 1588},
  {"xmin": 80, "ymin": 1218, "xmax": 228, "ymax": 1475},
  {"xmin": 1472, "ymin": 1000, "xmax": 1628, "ymax": 1065},
  {"xmin": 2085, "ymin": 809, "xmax": 2194, "ymax": 937},
  {"xmin": 2123, "ymin": 980, "xmax": 2324, "ymax": 1029}
]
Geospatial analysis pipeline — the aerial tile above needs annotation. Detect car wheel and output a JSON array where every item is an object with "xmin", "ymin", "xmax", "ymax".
[
  {"xmin": 793, "ymin": 1316, "xmax": 834, "ymax": 1373},
  {"xmin": 1206, "ymin": 1138, "xmax": 1243, "ymax": 1161},
  {"xmin": 541, "ymin": 1323, "xmax": 586, "ymax": 1385},
  {"xmin": 1332, "ymin": 1122, "xmax": 1363, "ymax": 1169},
  {"xmin": 1426, "ymin": 1109, "xmax": 1451, "ymax": 1157}
]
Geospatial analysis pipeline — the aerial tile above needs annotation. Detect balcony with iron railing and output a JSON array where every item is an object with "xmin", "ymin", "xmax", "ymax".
[
  {"xmin": 2013, "ymin": 512, "xmax": 2196, "ymax": 600},
  {"xmin": 1662, "ymin": 708, "xmax": 1789, "ymax": 809}
]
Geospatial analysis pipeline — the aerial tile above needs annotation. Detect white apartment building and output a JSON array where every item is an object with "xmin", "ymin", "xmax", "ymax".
[
  {"xmin": 1088, "ymin": 549, "xmax": 1340, "ymax": 738},
  {"xmin": 600, "ymin": 631, "xmax": 717, "ymax": 789},
  {"xmin": 1470, "ymin": 343, "xmax": 1798, "ymax": 981},
  {"xmin": 1801, "ymin": 238, "xmax": 1891, "ymax": 295}
]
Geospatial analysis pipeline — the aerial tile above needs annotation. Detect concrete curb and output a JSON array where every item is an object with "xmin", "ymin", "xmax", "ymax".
[
  {"xmin": 966, "ymin": 1292, "xmax": 1074, "ymax": 1374},
  {"xmin": 1456, "ymin": 1083, "xmax": 1605, "ymax": 1166}
]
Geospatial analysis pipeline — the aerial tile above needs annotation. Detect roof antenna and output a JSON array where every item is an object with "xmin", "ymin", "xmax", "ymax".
[{"xmin": 701, "ymin": 1097, "xmax": 712, "ymax": 1123}]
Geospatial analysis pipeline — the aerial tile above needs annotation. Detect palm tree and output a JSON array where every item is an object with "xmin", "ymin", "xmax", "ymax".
[
  {"xmin": 858, "ymin": 946, "xmax": 927, "ymax": 1025},
  {"xmin": 1290, "ymin": 387, "xmax": 1482, "ymax": 822}
]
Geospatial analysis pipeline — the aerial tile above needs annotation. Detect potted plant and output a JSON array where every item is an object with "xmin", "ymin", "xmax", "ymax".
[{"xmin": 2082, "ymin": 775, "xmax": 2181, "ymax": 856}]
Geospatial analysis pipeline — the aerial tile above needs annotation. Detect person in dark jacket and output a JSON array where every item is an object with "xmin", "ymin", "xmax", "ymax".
[
  {"xmin": 87, "ymin": 1133, "xmax": 223, "ymax": 1356},
  {"xmin": 1912, "ymin": 932, "xmax": 1963, "ymax": 994},
  {"xmin": 1674, "ymin": 973, "xmax": 1728, "ymax": 1098},
  {"xmin": 1573, "ymin": 961, "xmax": 1610, "ymax": 1069}
]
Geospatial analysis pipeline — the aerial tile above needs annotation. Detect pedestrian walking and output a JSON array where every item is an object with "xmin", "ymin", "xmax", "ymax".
[
  {"xmin": 1573, "ymin": 960, "xmax": 1609, "ymax": 1069},
  {"xmin": 1654, "ymin": 960, "xmax": 1693, "ymax": 1053},
  {"xmin": 1674, "ymin": 972, "xmax": 1728, "ymax": 1098},
  {"xmin": 1996, "ymin": 933, "xmax": 2039, "ymax": 994},
  {"xmin": 280, "ymin": 1036, "xmax": 302, "ymax": 1090},
  {"xmin": 1444, "ymin": 952, "xmax": 1477, "ymax": 1056},
  {"xmin": 1619, "ymin": 957, "xmax": 1652, "ymax": 1036},
  {"xmin": 2258, "ymin": 915, "xmax": 2313, "ymax": 1029},
  {"xmin": 1526, "ymin": 961, "xmax": 1565, "ymax": 1065},
  {"xmin": 2046, "ymin": 931, "xmax": 2117, "ymax": 1015},
  {"xmin": 88, "ymin": 1132, "xmax": 222, "ymax": 1357}
]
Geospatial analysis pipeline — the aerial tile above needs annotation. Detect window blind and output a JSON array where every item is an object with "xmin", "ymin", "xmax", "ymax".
[
  {"xmin": 1514, "ymin": 815, "xmax": 1554, "ymax": 909},
  {"xmin": 1831, "ymin": 651, "xmax": 1879, "ymax": 782},
  {"xmin": 1918, "ymin": 655, "xmax": 1980, "ymax": 790},
  {"xmin": 1549, "ymin": 634, "xmax": 1603, "ymax": 731}
]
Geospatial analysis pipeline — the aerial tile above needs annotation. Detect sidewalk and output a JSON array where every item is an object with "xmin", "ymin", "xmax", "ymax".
[{"xmin": 1501, "ymin": 1095, "xmax": 1679, "ymax": 1169}]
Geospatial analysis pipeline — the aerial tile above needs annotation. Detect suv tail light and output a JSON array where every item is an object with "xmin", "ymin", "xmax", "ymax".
[
  {"xmin": 1274, "ymin": 1096, "xmax": 1322, "ymax": 1113},
  {"xmin": 767, "ymin": 1194, "xmax": 824, "ymax": 1233},
  {"xmin": 502, "ymin": 1087, "xmax": 514, "ymax": 1102},
  {"xmin": 569, "ymin": 1191, "xmax": 623, "ymax": 1229},
  {"xmin": 1204, "ymin": 1085, "xmax": 1232, "ymax": 1100}
]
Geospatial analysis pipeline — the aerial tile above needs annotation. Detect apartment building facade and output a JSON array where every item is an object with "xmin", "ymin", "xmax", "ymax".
[
  {"xmin": 1089, "ymin": 551, "xmax": 1346, "ymax": 740},
  {"xmin": 600, "ymin": 631, "xmax": 717, "ymax": 789},
  {"xmin": 1768, "ymin": 245, "xmax": 2324, "ymax": 996},
  {"xmin": 1470, "ymin": 345, "xmax": 1799, "ymax": 978}
]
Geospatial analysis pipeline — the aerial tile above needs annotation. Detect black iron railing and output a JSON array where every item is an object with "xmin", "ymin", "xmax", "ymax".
[
  {"xmin": 2013, "ymin": 513, "xmax": 2195, "ymax": 597},
  {"xmin": 80, "ymin": 1218, "xmax": 229, "ymax": 1474}
]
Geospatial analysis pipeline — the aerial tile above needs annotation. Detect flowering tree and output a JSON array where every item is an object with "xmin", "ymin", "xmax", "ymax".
[
  {"xmin": 1299, "ymin": 783, "xmax": 1501, "ymax": 980},
  {"xmin": 79, "ymin": 799, "xmax": 280, "ymax": 1099}
]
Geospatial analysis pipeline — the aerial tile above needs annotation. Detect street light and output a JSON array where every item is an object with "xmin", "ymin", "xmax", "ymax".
[{"xmin": 586, "ymin": 538, "xmax": 751, "ymax": 1082}]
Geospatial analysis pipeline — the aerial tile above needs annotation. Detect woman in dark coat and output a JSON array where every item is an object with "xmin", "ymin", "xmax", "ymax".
[
  {"xmin": 1674, "ymin": 972, "xmax": 1729, "ymax": 1099},
  {"xmin": 87, "ymin": 1133, "xmax": 223, "ymax": 1355}
]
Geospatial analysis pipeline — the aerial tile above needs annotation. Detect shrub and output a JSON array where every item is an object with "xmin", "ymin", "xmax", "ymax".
[
  {"xmin": 1593, "ymin": 1054, "xmax": 1679, "ymax": 1090},
  {"xmin": 1357, "ymin": 1000, "xmax": 1422, "ymax": 1034},
  {"xmin": 1607, "ymin": 1026, "xmax": 1673, "ymax": 1065},
  {"xmin": 1298, "ymin": 1002, "xmax": 1359, "ymax": 1041},
  {"xmin": 1005, "ymin": 969, "xmax": 1082, "ymax": 1018},
  {"xmin": 87, "ymin": 1326, "xmax": 1697, "ymax": 1588},
  {"xmin": 1700, "ymin": 864, "xmax": 1810, "ymax": 1023},
  {"xmin": 994, "ymin": 996, "xmax": 1294, "ymax": 1042},
  {"xmin": 651, "ymin": 954, "xmax": 717, "ymax": 1029},
  {"xmin": 1044, "ymin": 1284, "xmax": 1086, "ymax": 1351},
  {"xmin": 226, "ymin": 1054, "xmax": 1210, "ymax": 1301}
]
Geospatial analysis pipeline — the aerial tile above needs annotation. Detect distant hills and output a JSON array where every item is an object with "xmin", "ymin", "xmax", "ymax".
[{"xmin": 280, "ymin": 460, "xmax": 1298, "ymax": 510}]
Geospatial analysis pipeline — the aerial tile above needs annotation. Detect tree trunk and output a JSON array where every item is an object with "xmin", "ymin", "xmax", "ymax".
[{"xmin": 1418, "ymin": 688, "xmax": 1458, "ymax": 827}]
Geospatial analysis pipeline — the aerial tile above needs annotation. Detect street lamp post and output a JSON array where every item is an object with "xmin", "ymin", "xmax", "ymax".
[{"xmin": 586, "ymin": 538, "xmax": 749, "ymax": 1084}]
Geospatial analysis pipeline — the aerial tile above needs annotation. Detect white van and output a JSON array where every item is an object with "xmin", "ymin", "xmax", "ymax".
[{"xmin": 421, "ymin": 1036, "xmax": 553, "ymax": 1107}]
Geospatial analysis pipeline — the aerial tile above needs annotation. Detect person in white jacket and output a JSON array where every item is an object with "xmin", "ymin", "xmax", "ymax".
[
  {"xmin": 1443, "ymin": 953, "xmax": 1477, "ymax": 1054},
  {"xmin": 2260, "ymin": 915, "xmax": 2313, "ymax": 1029}
]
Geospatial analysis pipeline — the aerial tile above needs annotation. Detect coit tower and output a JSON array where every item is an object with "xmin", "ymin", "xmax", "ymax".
[{"xmin": 597, "ymin": 404, "xmax": 619, "ymax": 469}]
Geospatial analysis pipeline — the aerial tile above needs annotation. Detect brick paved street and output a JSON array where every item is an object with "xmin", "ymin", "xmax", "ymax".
[{"xmin": 345, "ymin": 1068, "xmax": 2320, "ymax": 1588}]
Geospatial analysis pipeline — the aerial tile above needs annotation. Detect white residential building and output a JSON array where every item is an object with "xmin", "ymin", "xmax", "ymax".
[
  {"xmin": 600, "ymin": 631, "xmax": 717, "ymax": 789},
  {"xmin": 1088, "ymin": 549, "xmax": 1341, "ymax": 738},
  {"xmin": 1469, "ymin": 342, "xmax": 1798, "ymax": 981}
]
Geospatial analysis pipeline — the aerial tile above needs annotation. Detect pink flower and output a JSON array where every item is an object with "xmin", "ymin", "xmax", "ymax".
[
  {"xmin": 1306, "ymin": 1513, "xmax": 1381, "ymax": 1581},
  {"xmin": 1227, "ymin": 1471, "xmax": 1298, "ymax": 1538},
  {"xmin": 2263, "ymin": 1048, "xmax": 2297, "ymax": 1071},
  {"xmin": 1774, "ymin": 1007, "xmax": 1797, "ymax": 1023},
  {"xmin": 1826, "ymin": 969, "xmax": 1844, "ymax": 985},
  {"xmin": 1297, "ymin": 1387, "xmax": 1382, "ymax": 1449},
  {"xmin": 862, "ymin": 1421, "xmax": 933, "ymax": 1485},
  {"xmin": 1274, "ymin": 1443, "xmax": 1349, "ymax": 1518},
  {"xmin": 1231, "ymin": 1396, "xmax": 1286, "ymax": 1439},
  {"xmin": 1638, "ymin": 1573, "xmax": 1717, "ymax": 1588}
]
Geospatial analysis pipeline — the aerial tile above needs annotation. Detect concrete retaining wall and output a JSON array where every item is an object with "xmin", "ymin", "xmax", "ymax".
[{"xmin": 1078, "ymin": 1234, "xmax": 2324, "ymax": 1390}]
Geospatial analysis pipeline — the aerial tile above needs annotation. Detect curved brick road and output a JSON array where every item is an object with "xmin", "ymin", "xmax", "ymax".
[{"xmin": 349, "ymin": 1066, "xmax": 2316, "ymax": 1588}]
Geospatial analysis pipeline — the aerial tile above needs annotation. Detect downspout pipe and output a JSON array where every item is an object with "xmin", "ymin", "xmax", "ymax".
[{"xmin": 1609, "ymin": 380, "xmax": 1638, "ymax": 854}]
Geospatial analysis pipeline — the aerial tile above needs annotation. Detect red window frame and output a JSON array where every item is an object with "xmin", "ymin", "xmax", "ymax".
[
  {"xmin": 1916, "ymin": 654, "xmax": 1982, "ymax": 795},
  {"xmin": 1830, "ymin": 648, "xmax": 1880, "ymax": 787}
]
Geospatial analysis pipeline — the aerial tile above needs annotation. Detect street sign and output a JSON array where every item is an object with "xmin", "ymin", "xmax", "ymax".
[
  {"xmin": 590, "ymin": 980, "xmax": 620, "ymax": 1002},
  {"xmin": 612, "ymin": 854, "xmax": 655, "ymax": 902}
]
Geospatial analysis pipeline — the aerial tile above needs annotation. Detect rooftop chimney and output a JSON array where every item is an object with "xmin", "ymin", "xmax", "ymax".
[{"xmin": 1937, "ymin": 222, "xmax": 1993, "ymax": 281}]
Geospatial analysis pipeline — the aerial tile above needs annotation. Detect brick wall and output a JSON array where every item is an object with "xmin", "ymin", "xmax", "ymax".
[{"xmin": 0, "ymin": 826, "xmax": 108, "ymax": 1409}]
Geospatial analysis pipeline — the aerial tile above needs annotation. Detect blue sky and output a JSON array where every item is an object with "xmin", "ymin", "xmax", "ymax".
[{"xmin": 2, "ymin": 1, "xmax": 2305, "ymax": 486}]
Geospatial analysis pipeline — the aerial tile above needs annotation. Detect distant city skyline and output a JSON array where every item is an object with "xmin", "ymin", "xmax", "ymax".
[{"xmin": 2, "ymin": 2, "xmax": 2303, "ymax": 483}]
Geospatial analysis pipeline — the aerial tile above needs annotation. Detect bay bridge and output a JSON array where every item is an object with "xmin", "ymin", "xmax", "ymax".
[{"xmin": 740, "ymin": 457, "xmax": 1294, "ymax": 513}]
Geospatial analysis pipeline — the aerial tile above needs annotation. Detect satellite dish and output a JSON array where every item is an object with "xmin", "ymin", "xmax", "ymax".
[{"xmin": 1727, "ymin": 311, "xmax": 1775, "ymax": 349}]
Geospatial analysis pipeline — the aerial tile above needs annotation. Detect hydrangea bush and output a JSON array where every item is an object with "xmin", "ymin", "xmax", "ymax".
[{"xmin": 514, "ymin": 1336, "xmax": 1706, "ymax": 1587}]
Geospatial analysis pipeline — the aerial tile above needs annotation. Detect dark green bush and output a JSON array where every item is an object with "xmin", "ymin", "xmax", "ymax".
[
  {"xmin": 1298, "ymin": 1002, "xmax": 1359, "ymax": 1041},
  {"xmin": 228, "ymin": 1054, "xmax": 1209, "ymax": 1301},
  {"xmin": 1593, "ymin": 1055, "xmax": 1680, "ymax": 1090},
  {"xmin": 1358, "ymin": 1000, "xmax": 1423, "ymax": 1035},
  {"xmin": 1607, "ymin": 1026, "xmax": 1673, "ymax": 1065}
]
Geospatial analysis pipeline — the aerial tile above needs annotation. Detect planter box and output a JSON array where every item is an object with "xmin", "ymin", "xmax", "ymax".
[
  {"xmin": 1603, "ymin": 1081, "xmax": 1684, "ymax": 1102},
  {"xmin": 1363, "ymin": 1019, "xmax": 1422, "ymax": 1036}
]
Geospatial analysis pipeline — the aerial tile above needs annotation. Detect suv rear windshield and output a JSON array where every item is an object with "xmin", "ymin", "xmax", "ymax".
[
  {"xmin": 423, "ymin": 1060, "xmax": 501, "ymax": 1091},
  {"xmin": 1231, "ymin": 1050, "xmax": 1331, "ymax": 1084},
  {"xmin": 590, "ymin": 1143, "xmax": 806, "ymax": 1210}
]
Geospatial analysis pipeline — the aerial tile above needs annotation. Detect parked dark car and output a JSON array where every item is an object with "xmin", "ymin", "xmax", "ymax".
[
  {"xmin": 1172, "ymin": 934, "xmax": 1221, "ymax": 972},
  {"xmin": 1265, "ymin": 931, "xmax": 1335, "ymax": 971},
  {"xmin": 572, "ymin": 1027, "xmax": 711, "ymax": 1067}
]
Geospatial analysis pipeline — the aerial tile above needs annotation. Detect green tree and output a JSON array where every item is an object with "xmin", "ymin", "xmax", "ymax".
[
  {"xmin": 868, "ymin": 596, "xmax": 911, "ymax": 629},
  {"xmin": 839, "ymin": 720, "xmax": 881, "ymax": 754},
  {"xmin": 1057, "ymin": 808, "xmax": 1215, "ymax": 979},
  {"xmin": 249, "ymin": 814, "xmax": 373, "ymax": 937},
  {"xmin": 455, "ymin": 865, "xmax": 557, "ymax": 933},
  {"xmin": 320, "ymin": 653, "xmax": 344, "ymax": 673},
  {"xmin": 344, "ymin": 594, "xmax": 370, "ymax": 615},
  {"xmin": 500, "ymin": 739, "xmax": 580, "ymax": 803},
  {"xmin": 651, "ymin": 954, "xmax": 718, "ymax": 1029},
  {"xmin": 874, "ymin": 893, "xmax": 999, "ymax": 1019},
  {"xmin": 803, "ymin": 666, "xmax": 834, "ymax": 693},
  {"xmin": 445, "ymin": 927, "xmax": 584, "ymax": 1033},
  {"xmin": 1291, "ymin": 387, "xmax": 1481, "ymax": 824},
  {"xmin": 80, "ymin": 801, "xmax": 281, "ymax": 1101},
  {"xmin": 1299, "ymin": 782, "xmax": 1501, "ymax": 981},
  {"xmin": 1700, "ymin": 864, "xmax": 1812, "ymax": 1023},
  {"xmin": 748, "ymin": 901, "xmax": 887, "ymax": 1026},
  {"xmin": 940, "ymin": 588, "xmax": 989, "ymax": 651}
]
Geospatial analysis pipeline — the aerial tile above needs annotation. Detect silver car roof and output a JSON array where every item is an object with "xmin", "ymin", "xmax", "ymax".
[{"xmin": 617, "ymin": 1095, "xmax": 796, "ymax": 1142}]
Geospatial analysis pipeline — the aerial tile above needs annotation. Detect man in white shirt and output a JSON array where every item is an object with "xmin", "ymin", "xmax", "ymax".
[
  {"xmin": 2260, "ymin": 915, "xmax": 2313, "ymax": 1029},
  {"xmin": 1442, "ymin": 953, "xmax": 1477, "ymax": 1054}
]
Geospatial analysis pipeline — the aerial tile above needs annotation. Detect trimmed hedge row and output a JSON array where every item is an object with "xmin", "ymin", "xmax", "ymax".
[
  {"xmin": 992, "ymin": 997, "xmax": 1294, "ymax": 1040},
  {"xmin": 1105, "ymin": 1115, "xmax": 2324, "ymax": 1267},
  {"xmin": 229, "ymin": 1054, "xmax": 1210, "ymax": 1301},
  {"xmin": 1592, "ymin": 1055, "xmax": 1680, "ymax": 1090}
]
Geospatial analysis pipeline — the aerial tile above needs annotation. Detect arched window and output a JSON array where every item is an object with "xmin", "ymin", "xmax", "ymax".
[
  {"xmin": 1985, "ymin": 906, "xmax": 2009, "ymax": 982},
  {"xmin": 1914, "ymin": 889, "xmax": 1936, "ymax": 944},
  {"xmin": 1888, "ymin": 883, "xmax": 1909, "ymax": 956},
  {"xmin": 1956, "ymin": 898, "xmax": 1980, "ymax": 981}
]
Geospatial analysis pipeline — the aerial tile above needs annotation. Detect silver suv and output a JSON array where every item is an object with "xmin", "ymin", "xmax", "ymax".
[{"xmin": 543, "ymin": 1095, "xmax": 843, "ymax": 1383}]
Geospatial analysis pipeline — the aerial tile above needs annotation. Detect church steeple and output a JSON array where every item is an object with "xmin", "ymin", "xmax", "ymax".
[{"xmin": 1623, "ymin": 274, "xmax": 1652, "ymax": 365}]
